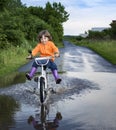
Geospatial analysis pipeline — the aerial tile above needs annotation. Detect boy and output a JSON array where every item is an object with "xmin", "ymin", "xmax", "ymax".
[{"xmin": 26, "ymin": 30, "xmax": 62, "ymax": 84}]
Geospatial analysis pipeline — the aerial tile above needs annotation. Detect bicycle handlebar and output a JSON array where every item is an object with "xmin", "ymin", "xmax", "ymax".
[
  {"xmin": 35, "ymin": 56, "xmax": 53, "ymax": 66},
  {"xmin": 26, "ymin": 50, "xmax": 59, "ymax": 60},
  {"xmin": 35, "ymin": 56, "xmax": 53, "ymax": 61}
]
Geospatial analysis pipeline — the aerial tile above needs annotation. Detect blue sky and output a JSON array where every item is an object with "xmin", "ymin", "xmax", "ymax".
[{"xmin": 21, "ymin": 0, "xmax": 116, "ymax": 35}]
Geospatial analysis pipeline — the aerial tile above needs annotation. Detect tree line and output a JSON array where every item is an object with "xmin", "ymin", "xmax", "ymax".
[
  {"xmin": 88, "ymin": 20, "xmax": 116, "ymax": 40},
  {"xmin": 71, "ymin": 20, "xmax": 116, "ymax": 41},
  {"xmin": 0, "ymin": 0, "xmax": 69, "ymax": 49}
]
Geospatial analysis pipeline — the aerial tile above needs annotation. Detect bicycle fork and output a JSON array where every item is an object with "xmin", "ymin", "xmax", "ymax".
[{"xmin": 38, "ymin": 66, "xmax": 47, "ymax": 89}]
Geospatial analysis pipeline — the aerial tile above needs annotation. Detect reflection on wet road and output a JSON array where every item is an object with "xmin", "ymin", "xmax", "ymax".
[{"xmin": 0, "ymin": 41, "xmax": 116, "ymax": 130}]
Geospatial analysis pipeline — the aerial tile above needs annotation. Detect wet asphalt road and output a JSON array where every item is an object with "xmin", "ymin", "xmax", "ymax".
[{"xmin": 0, "ymin": 41, "xmax": 116, "ymax": 130}]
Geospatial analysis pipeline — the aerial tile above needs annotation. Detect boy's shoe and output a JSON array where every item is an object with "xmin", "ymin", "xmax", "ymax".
[
  {"xmin": 26, "ymin": 73, "xmax": 31, "ymax": 80},
  {"xmin": 56, "ymin": 78, "xmax": 62, "ymax": 84}
]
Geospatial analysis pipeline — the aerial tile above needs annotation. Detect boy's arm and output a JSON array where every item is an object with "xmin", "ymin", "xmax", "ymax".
[
  {"xmin": 32, "ymin": 44, "xmax": 40, "ymax": 56},
  {"xmin": 26, "ymin": 44, "xmax": 40, "ymax": 59}
]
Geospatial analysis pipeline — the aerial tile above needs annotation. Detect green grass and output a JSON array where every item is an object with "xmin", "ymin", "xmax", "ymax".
[{"xmin": 0, "ymin": 46, "xmax": 28, "ymax": 76}]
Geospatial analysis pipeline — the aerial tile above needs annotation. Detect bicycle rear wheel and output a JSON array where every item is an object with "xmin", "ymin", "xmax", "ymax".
[{"xmin": 40, "ymin": 77, "xmax": 46, "ymax": 103}]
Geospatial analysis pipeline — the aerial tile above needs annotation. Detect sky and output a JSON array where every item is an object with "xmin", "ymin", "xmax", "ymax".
[{"xmin": 21, "ymin": 0, "xmax": 116, "ymax": 35}]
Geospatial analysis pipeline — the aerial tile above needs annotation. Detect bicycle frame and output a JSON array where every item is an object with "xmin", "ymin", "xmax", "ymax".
[{"xmin": 34, "ymin": 56, "xmax": 52, "ymax": 103}]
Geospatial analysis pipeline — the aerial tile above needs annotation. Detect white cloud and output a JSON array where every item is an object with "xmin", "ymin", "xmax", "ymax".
[{"xmin": 63, "ymin": 1, "xmax": 116, "ymax": 35}]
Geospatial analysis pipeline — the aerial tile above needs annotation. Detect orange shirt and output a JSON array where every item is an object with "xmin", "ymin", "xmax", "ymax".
[{"xmin": 32, "ymin": 41, "xmax": 59, "ymax": 61}]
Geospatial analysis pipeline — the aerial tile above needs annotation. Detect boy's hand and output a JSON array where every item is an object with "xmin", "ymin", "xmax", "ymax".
[{"xmin": 54, "ymin": 53, "xmax": 60, "ymax": 57}]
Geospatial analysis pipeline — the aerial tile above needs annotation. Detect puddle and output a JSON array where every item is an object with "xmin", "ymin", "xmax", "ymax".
[{"xmin": 0, "ymin": 41, "xmax": 116, "ymax": 130}]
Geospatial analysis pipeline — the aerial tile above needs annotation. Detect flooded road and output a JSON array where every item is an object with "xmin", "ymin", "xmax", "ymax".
[{"xmin": 0, "ymin": 41, "xmax": 116, "ymax": 130}]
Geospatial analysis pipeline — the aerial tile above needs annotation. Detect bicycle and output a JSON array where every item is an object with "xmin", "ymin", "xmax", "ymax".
[
  {"xmin": 34, "ymin": 56, "xmax": 54, "ymax": 103},
  {"xmin": 26, "ymin": 50, "xmax": 58, "ymax": 103}
]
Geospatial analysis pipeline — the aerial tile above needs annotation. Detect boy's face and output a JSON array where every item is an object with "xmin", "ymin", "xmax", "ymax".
[{"xmin": 40, "ymin": 35, "xmax": 49, "ymax": 44}]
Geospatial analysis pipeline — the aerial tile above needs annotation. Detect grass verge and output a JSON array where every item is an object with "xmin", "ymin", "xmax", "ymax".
[{"xmin": 0, "ymin": 46, "xmax": 28, "ymax": 77}]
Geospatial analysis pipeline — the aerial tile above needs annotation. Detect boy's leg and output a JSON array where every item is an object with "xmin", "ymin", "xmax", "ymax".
[
  {"xmin": 47, "ymin": 60, "xmax": 62, "ymax": 84},
  {"xmin": 52, "ymin": 69, "xmax": 59, "ymax": 80},
  {"xmin": 26, "ymin": 67, "xmax": 37, "ymax": 80},
  {"xmin": 52, "ymin": 69, "xmax": 62, "ymax": 84},
  {"xmin": 26, "ymin": 61, "xmax": 38, "ymax": 80}
]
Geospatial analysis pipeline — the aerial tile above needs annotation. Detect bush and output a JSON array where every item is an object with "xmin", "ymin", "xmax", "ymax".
[{"xmin": 5, "ymin": 29, "xmax": 25, "ymax": 46}]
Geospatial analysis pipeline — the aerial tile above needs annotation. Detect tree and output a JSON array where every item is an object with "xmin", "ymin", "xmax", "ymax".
[
  {"xmin": 43, "ymin": 2, "xmax": 69, "ymax": 41},
  {"xmin": 28, "ymin": 6, "xmax": 44, "ymax": 19},
  {"xmin": 110, "ymin": 20, "xmax": 116, "ymax": 39},
  {"xmin": 0, "ymin": 1, "xmax": 69, "ymax": 48},
  {"xmin": 0, "ymin": 0, "xmax": 23, "ymax": 11}
]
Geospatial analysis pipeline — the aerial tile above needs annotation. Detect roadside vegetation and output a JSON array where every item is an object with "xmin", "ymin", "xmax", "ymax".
[{"xmin": 0, "ymin": 45, "xmax": 27, "ymax": 76}]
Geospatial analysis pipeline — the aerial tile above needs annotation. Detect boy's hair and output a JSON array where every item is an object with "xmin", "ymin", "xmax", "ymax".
[{"xmin": 38, "ymin": 30, "xmax": 52, "ymax": 42}]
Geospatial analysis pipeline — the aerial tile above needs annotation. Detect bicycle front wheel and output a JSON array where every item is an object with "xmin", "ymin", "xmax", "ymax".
[{"xmin": 40, "ymin": 77, "xmax": 46, "ymax": 103}]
